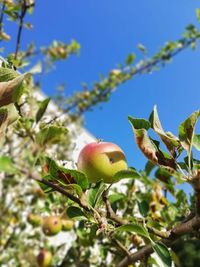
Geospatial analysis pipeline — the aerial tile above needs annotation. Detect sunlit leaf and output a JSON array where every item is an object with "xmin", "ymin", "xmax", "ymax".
[
  {"xmin": 193, "ymin": 134, "xmax": 200, "ymax": 151},
  {"xmin": 179, "ymin": 110, "xmax": 200, "ymax": 154},
  {"xmin": 114, "ymin": 168, "xmax": 141, "ymax": 180},
  {"xmin": 87, "ymin": 181, "xmax": 106, "ymax": 207},
  {"xmin": 36, "ymin": 125, "xmax": 68, "ymax": 145},
  {"xmin": 36, "ymin": 97, "xmax": 50, "ymax": 123},
  {"xmin": 48, "ymin": 158, "xmax": 89, "ymax": 190},
  {"xmin": 67, "ymin": 206, "xmax": 87, "ymax": 220},
  {"xmin": 129, "ymin": 115, "xmax": 176, "ymax": 170},
  {"xmin": 152, "ymin": 242, "xmax": 172, "ymax": 267},
  {"xmin": 0, "ymin": 72, "xmax": 30, "ymax": 107},
  {"xmin": 138, "ymin": 200, "xmax": 149, "ymax": 217},
  {"xmin": 149, "ymin": 106, "xmax": 180, "ymax": 156},
  {"xmin": 116, "ymin": 223, "xmax": 150, "ymax": 239},
  {"xmin": 0, "ymin": 156, "xmax": 16, "ymax": 173},
  {"xmin": 126, "ymin": 53, "xmax": 136, "ymax": 65}
]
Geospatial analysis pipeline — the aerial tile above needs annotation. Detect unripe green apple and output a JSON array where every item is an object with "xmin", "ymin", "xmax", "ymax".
[
  {"xmin": 27, "ymin": 213, "xmax": 42, "ymax": 227},
  {"xmin": 37, "ymin": 249, "xmax": 52, "ymax": 267},
  {"xmin": 77, "ymin": 141, "xmax": 128, "ymax": 184},
  {"xmin": 42, "ymin": 216, "xmax": 62, "ymax": 236},
  {"xmin": 62, "ymin": 219, "xmax": 74, "ymax": 231}
]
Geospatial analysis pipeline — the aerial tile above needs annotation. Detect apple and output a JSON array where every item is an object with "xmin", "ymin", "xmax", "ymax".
[
  {"xmin": 42, "ymin": 216, "xmax": 62, "ymax": 236},
  {"xmin": 37, "ymin": 249, "xmax": 52, "ymax": 267},
  {"xmin": 27, "ymin": 213, "xmax": 42, "ymax": 227},
  {"xmin": 77, "ymin": 141, "xmax": 128, "ymax": 183},
  {"xmin": 62, "ymin": 219, "xmax": 74, "ymax": 231}
]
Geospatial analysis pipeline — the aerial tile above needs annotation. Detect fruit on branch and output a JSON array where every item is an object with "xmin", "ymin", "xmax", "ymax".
[
  {"xmin": 62, "ymin": 219, "xmax": 74, "ymax": 231},
  {"xmin": 42, "ymin": 216, "xmax": 62, "ymax": 236},
  {"xmin": 27, "ymin": 213, "xmax": 42, "ymax": 227},
  {"xmin": 37, "ymin": 249, "xmax": 52, "ymax": 267},
  {"xmin": 77, "ymin": 141, "xmax": 128, "ymax": 183}
]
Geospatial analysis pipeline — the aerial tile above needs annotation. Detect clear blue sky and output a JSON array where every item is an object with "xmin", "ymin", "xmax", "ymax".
[{"xmin": 3, "ymin": 1, "xmax": 200, "ymax": 178}]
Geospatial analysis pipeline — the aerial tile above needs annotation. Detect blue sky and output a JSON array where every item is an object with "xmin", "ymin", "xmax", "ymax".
[{"xmin": 3, "ymin": 1, "xmax": 200, "ymax": 179}]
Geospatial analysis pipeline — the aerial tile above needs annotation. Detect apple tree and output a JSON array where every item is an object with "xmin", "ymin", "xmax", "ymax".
[{"xmin": 1, "ymin": 1, "xmax": 200, "ymax": 267}]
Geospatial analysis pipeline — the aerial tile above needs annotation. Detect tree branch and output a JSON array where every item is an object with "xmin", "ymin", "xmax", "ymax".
[
  {"xmin": 111, "ymin": 238, "xmax": 131, "ymax": 257},
  {"xmin": 117, "ymin": 215, "xmax": 200, "ymax": 267},
  {"xmin": 102, "ymin": 189, "xmax": 126, "ymax": 226},
  {"xmin": 147, "ymin": 227, "xmax": 170, "ymax": 239},
  {"xmin": 26, "ymin": 171, "xmax": 90, "ymax": 211},
  {"xmin": 191, "ymin": 176, "xmax": 200, "ymax": 216},
  {"xmin": 63, "ymin": 36, "xmax": 199, "ymax": 116}
]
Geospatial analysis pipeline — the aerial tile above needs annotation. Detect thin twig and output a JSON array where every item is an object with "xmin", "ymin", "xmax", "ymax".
[
  {"xmin": 147, "ymin": 226, "xmax": 170, "ymax": 239},
  {"xmin": 67, "ymin": 37, "xmax": 198, "ymax": 116},
  {"xmin": 102, "ymin": 189, "xmax": 126, "ymax": 226},
  {"xmin": 25, "ymin": 170, "xmax": 90, "ymax": 211},
  {"xmin": 14, "ymin": 0, "xmax": 27, "ymax": 59},
  {"xmin": 112, "ymin": 238, "xmax": 131, "ymax": 257},
  {"xmin": 0, "ymin": 0, "xmax": 6, "ymax": 33}
]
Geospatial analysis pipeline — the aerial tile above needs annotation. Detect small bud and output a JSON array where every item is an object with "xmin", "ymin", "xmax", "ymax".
[
  {"xmin": 0, "ymin": 31, "xmax": 11, "ymax": 41},
  {"xmin": 130, "ymin": 234, "xmax": 143, "ymax": 247}
]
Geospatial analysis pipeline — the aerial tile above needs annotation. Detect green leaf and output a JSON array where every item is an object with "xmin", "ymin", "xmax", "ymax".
[
  {"xmin": 48, "ymin": 159, "xmax": 89, "ymax": 190},
  {"xmin": 109, "ymin": 193, "xmax": 125, "ymax": 204},
  {"xmin": 0, "ymin": 73, "xmax": 30, "ymax": 107},
  {"xmin": 196, "ymin": 9, "xmax": 200, "ymax": 22},
  {"xmin": 149, "ymin": 106, "xmax": 180, "ymax": 156},
  {"xmin": 116, "ymin": 223, "xmax": 150, "ymax": 239},
  {"xmin": 193, "ymin": 134, "xmax": 200, "ymax": 151},
  {"xmin": 0, "ymin": 156, "xmax": 16, "ymax": 173},
  {"xmin": 87, "ymin": 181, "xmax": 107, "ymax": 207},
  {"xmin": 28, "ymin": 62, "xmax": 42, "ymax": 74},
  {"xmin": 0, "ymin": 67, "xmax": 19, "ymax": 82},
  {"xmin": 36, "ymin": 98, "xmax": 51, "ymax": 123},
  {"xmin": 155, "ymin": 167, "xmax": 171, "ymax": 183},
  {"xmin": 129, "ymin": 117, "xmax": 159, "ymax": 164},
  {"xmin": 129, "ymin": 116, "xmax": 176, "ymax": 170},
  {"xmin": 64, "ymin": 184, "xmax": 83, "ymax": 197},
  {"xmin": 67, "ymin": 206, "xmax": 87, "ymax": 220},
  {"xmin": 170, "ymin": 250, "xmax": 180, "ymax": 267},
  {"xmin": 66, "ymin": 170, "xmax": 88, "ymax": 190},
  {"xmin": 6, "ymin": 104, "xmax": 19, "ymax": 125},
  {"xmin": 152, "ymin": 242, "xmax": 172, "ymax": 267},
  {"xmin": 137, "ymin": 43, "xmax": 147, "ymax": 54},
  {"xmin": 39, "ymin": 175, "xmax": 54, "ymax": 193},
  {"xmin": 0, "ymin": 108, "xmax": 8, "ymax": 132},
  {"xmin": 126, "ymin": 53, "xmax": 136, "ymax": 65},
  {"xmin": 36, "ymin": 125, "xmax": 68, "ymax": 146},
  {"xmin": 179, "ymin": 110, "xmax": 200, "ymax": 154},
  {"xmin": 137, "ymin": 200, "xmax": 149, "ymax": 217},
  {"xmin": 145, "ymin": 161, "xmax": 156, "ymax": 175},
  {"xmin": 128, "ymin": 116, "xmax": 151, "ymax": 130},
  {"xmin": 114, "ymin": 168, "xmax": 141, "ymax": 180}
]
